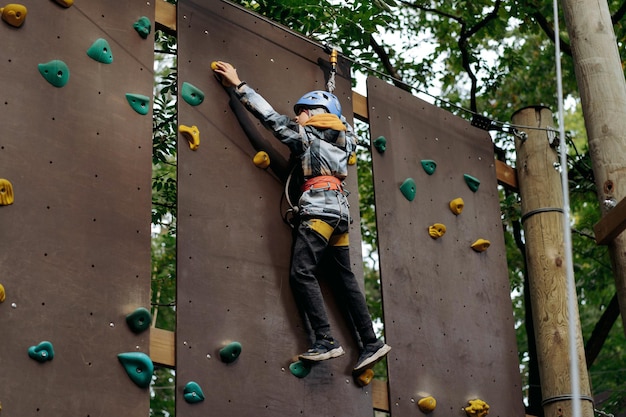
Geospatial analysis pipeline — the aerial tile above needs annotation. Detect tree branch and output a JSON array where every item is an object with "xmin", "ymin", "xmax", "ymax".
[
  {"xmin": 531, "ymin": 11, "xmax": 572, "ymax": 56},
  {"xmin": 585, "ymin": 293, "xmax": 620, "ymax": 367},
  {"xmin": 611, "ymin": 0, "xmax": 626, "ymax": 24},
  {"xmin": 398, "ymin": 0, "xmax": 502, "ymax": 112},
  {"xmin": 369, "ymin": 34, "xmax": 412, "ymax": 92}
]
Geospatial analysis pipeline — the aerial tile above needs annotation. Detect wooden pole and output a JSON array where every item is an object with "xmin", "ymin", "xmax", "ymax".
[
  {"xmin": 512, "ymin": 107, "xmax": 594, "ymax": 417},
  {"xmin": 561, "ymin": 0, "xmax": 626, "ymax": 335}
]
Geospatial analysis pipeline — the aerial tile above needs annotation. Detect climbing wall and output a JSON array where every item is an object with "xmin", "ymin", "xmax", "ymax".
[
  {"xmin": 175, "ymin": 1, "xmax": 371, "ymax": 415},
  {"xmin": 368, "ymin": 77, "xmax": 525, "ymax": 417},
  {"xmin": 0, "ymin": 2, "xmax": 154, "ymax": 416}
]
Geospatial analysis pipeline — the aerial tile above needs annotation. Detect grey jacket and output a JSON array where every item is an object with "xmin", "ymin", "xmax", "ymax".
[{"xmin": 234, "ymin": 84, "xmax": 357, "ymax": 221}]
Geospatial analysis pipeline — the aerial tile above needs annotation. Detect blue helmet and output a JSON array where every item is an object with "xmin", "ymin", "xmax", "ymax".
[{"xmin": 294, "ymin": 90, "xmax": 342, "ymax": 117}]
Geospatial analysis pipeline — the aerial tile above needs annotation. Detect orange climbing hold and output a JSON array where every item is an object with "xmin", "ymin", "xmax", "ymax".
[
  {"xmin": 1, "ymin": 4, "xmax": 27, "ymax": 27},
  {"xmin": 179, "ymin": 125, "xmax": 200, "ymax": 151},
  {"xmin": 355, "ymin": 368, "xmax": 374, "ymax": 386},
  {"xmin": 348, "ymin": 152, "xmax": 357, "ymax": 165},
  {"xmin": 0, "ymin": 178, "xmax": 14, "ymax": 205},
  {"xmin": 471, "ymin": 239, "xmax": 491, "ymax": 252},
  {"xmin": 0, "ymin": 283, "xmax": 6, "ymax": 303},
  {"xmin": 428, "ymin": 223, "xmax": 446, "ymax": 239},
  {"xmin": 449, "ymin": 197, "xmax": 464, "ymax": 215},
  {"xmin": 53, "ymin": 0, "xmax": 74, "ymax": 7},
  {"xmin": 253, "ymin": 151, "xmax": 270, "ymax": 169},
  {"xmin": 418, "ymin": 396, "xmax": 437, "ymax": 413},
  {"xmin": 464, "ymin": 399, "xmax": 490, "ymax": 417}
]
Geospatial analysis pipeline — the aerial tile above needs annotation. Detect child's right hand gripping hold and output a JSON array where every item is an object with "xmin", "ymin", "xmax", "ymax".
[{"xmin": 211, "ymin": 61, "xmax": 242, "ymax": 88}]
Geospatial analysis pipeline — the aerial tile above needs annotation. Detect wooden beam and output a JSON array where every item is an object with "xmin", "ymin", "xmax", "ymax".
[
  {"xmin": 371, "ymin": 379, "xmax": 390, "ymax": 412},
  {"xmin": 496, "ymin": 159, "xmax": 518, "ymax": 190},
  {"xmin": 150, "ymin": 327, "xmax": 175, "ymax": 368},
  {"xmin": 352, "ymin": 91, "xmax": 368, "ymax": 122},
  {"xmin": 594, "ymin": 196, "xmax": 626, "ymax": 245},
  {"xmin": 155, "ymin": 0, "xmax": 176, "ymax": 33}
]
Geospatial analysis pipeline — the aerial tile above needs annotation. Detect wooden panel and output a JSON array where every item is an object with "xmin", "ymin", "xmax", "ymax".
[
  {"xmin": 368, "ymin": 76, "xmax": 525, "ymax": 417},
  {"xmin": 150, "ymin": 327, "xmax": 176, "ymax": 368},
  {"xmin": 155, "ymin": 0, "xmax": 177, "ymax": 32},
  {"xmin": 0, "ymin": 1, "xmax": 154, "ymax": 416},
  {"xmin": 594, "ymin": 196, "xmax": 626, "ymax": 245},
  {"xmin": 176, "ymin": 1, "xmax": 372, "ymax": 416}
]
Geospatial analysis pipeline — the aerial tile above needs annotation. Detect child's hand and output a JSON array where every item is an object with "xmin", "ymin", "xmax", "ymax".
[{"xmin": 211, "ymin": 61, "xmax": 242, "ymax": 87}]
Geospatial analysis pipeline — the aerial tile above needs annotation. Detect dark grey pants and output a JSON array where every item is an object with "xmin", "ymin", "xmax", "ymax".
[{"xmin": 289, "ymin": 216, "xmax": 377, "ymax": 346}]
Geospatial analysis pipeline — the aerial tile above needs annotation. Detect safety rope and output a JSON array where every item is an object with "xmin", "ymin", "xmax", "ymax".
[{"xmin": 552, "ymin": 1, "xmax": 582, "ymax": 417}]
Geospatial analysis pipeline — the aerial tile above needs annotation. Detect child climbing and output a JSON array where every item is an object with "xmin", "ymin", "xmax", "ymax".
[{"xmin": 212, "ymin": 61, "xmax": 391, "ymax": 372}]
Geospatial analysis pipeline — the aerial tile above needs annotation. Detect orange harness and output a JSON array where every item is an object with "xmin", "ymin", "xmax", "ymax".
[{"xmin": 301, "ymin": 175, "xmax": 342, "ymax": 192}]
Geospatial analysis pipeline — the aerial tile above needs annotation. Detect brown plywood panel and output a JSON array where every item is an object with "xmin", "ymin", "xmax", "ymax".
[
  {"xmin": 0, "ymin": 2, "xmax": 154, "ymax": 416},
  {"xmin": 176, "ymin": 1, "xmax": 371, "ymax": 416},
  {"xmin": 367, "ymin": 77, "xmax": 525, "ymax": 417}
]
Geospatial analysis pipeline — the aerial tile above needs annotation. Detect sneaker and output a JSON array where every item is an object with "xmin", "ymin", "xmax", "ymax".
[
  {"xmin": 353, "ymin": 341, "xmax": 391, "ymax": 371},
  {"xmin": 299, "ymin": 338, "xmax": 345, "ymax": 362}
]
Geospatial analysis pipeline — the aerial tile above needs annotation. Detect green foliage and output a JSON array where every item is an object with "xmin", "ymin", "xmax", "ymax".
[
  {"xmin": 150, "ymin": 29, "xmax": 178, "ymax": 417},
  {"xmin": 152, "ymin": 30, "xmax": 178, "ymax": 229}
]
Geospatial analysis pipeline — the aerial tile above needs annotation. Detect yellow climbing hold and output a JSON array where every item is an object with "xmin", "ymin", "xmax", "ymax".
[
  {"xmin": 210, "ymin": 61, "xmax": 219, "ymax": 71},
  {"xmin": 0, "ymin": 283, "xmax": 6, "ymax": 302},
  {"xmin": 449, "ymin": 197, "xmax": 464, "ymax": 215},
  {"xmin": 253, "ymin": 151, "xmax": 270, "ymax": 169},
  {"xmin": 417, "ymin": 396, "xmax": 437, "ymax": 413},
  {"xmin": 179, "ymin": 125, "xmax": 200, "ymax": 151},
  {"xmin": 1, "ymin": 4, "xmax": 27, "ymax": 27},
  {"xmin": 0, "ymin": 179, "xmax": 14, "ymax": 205},
  {"xmin": 464, "ymin": 399, "xmax": 490, "ymax": 417},
  {"xmin": 356, "ymin": 368, "xmax": 374, "ymax": 387},
  {"xmin": 471, "ymin": 239, "xmax": 491, "ymax": 252},
  {"xmin": 428, "ymin": 223, "xmax": 446, "ymax": 239},
  {"xmin": 54, "ymin": 0, "xmax": 74, "ymax": 7},
  {"xmin": 348, "ymin": 152, "xmax": 357, "ymax": 165}
]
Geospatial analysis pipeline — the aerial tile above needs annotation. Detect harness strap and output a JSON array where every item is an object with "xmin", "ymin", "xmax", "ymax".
[
  {"xmin": 305, "ymin": 219, "xmax": 350, "ymax": 247},
  {"xmin": 301, "ymin": 175, "xmax": 342, "ymax": 192},
  {"xmin": 306, "ymin": 219, "xmax": 334, "ymax": 241},
  {"xmin": 329, "ymin": 233, "xmax": 349, "ymax": 247}
]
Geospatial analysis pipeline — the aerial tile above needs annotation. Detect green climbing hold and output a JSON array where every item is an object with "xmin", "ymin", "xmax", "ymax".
[
  {"xmin": 125, "ymin": 93, "xmax": 150, "ymax": 115},
  {"xmin": 117, "ymin": 352, "xmax": 154, "ymax": 388},
  {"xmin": 28, "ymin": 341, "xmax": 55, "ymax": 363},
  {"xmin": 38, "ymin": 60, "xmax": 69, "ymax": 88},
  {"xmin": 374, "ymin": 136, "xmax": 387, "ymax": 153},
  {"xmin": 181, "ymin": 82, "xmax": 205, "ymax": 106},
  {"xmin": 421, "ymin": 159, "xmax": 437, "ymax": 175},
  {"xmin": 219, "ymin": 341, "xmax": 242, "ymax": 364},
  {"xmin": 133, "ymin": 16, "xmax": 151, "ymax": 39},
  {"xmin": 289, "ymin": 360, "xmax": 312, "ymax": 378},
  {"xmin": 399, "ymin": 178, "xmax": 417, "ymax": 202},
  {"xmin": 464, "ymin": 174, "xmax": 481, "ymax": 192},
  {"xmin": 87, "ymin": 38, "xmax": 113, "ymax": 64},
  {"xmin": 126, "ymin": 307, "xmax": 152, "ymax": 334},
  {"xmin": 183, "ymin": 381, "xmax": 205, "ymax": 403}
]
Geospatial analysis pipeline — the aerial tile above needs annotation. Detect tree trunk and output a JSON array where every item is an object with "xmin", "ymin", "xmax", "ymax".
[
  {"xmin": 512, "ymin": 106, "xmax": 594, "ymax": 417},
  {"xmin": 561, "ymin": 0, "xmax": 626, "ymax": 336}
]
